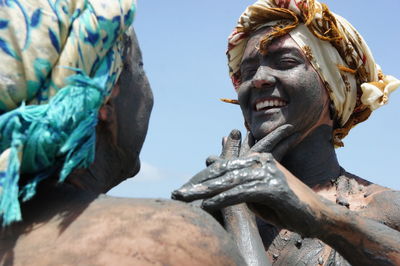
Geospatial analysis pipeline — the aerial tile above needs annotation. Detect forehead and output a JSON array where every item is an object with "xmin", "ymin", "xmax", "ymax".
[
  {"xmin": 242, "ymin": 26, "xmax": 301, "ymax": 62},
  {"xmin": 123, "ymin": 28, "xmax": 142, "ymax": 64}
]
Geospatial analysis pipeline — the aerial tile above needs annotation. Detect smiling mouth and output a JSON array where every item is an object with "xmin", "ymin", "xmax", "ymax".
[{"xmin": 254, "ymin": 98, "xmax": 288, "ymax": 111}]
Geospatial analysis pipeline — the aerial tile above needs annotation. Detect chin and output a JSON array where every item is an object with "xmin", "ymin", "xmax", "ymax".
[
  {"xmin": 126, "ymin": 158, "xmax": 141, "ymax": 178},
  {"xmin": 108, "ymin": 158, "xmax": 140, "ymax": 191},
  {"xmin": 251, "ymin": 122, "xmax": 282, "ymax": 141}
]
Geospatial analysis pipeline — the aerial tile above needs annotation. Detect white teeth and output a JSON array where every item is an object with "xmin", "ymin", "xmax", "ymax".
[{"xmin": 256, "ymin": 99, "xmax": 287, "ymax": 111}]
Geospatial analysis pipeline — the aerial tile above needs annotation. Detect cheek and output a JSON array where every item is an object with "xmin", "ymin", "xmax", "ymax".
[
  {"xmin": 294, "ymin": 68, "xmax": 325, "ymax": 105},
  {"xmin": 308, "ymin": 72, "xmax": 328, "ymax": 109},
  {"xmin": 237, "ymin": 82, "xmax": 253, "ymax": 118},
  {"xmin": 118, "ymin": 74, "xmax": 153, "ymax": 148},
  {"xmin": 237, "ymin": 83, "xmax": 249, "ymax": 103},
  {"xmin": 291, "ymin": 69, "xmax": 328, "ymax": 130}
]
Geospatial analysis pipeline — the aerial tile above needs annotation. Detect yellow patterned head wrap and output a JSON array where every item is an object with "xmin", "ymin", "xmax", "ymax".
[
  {"xmin": 0, "ymin": 0, "xmax": 136, "ymax": 225},
  {"xmin": 227, "ymin": 0, "xmax": 399, "ymax": 146}
]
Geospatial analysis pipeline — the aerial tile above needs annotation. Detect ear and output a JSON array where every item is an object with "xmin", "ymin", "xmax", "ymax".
[
  {"xmin": 99, "ymin": 103, "xmax": 113, "ymax": 122},
  {"xmin": 98, "ymin": 84, "xmax": 121, "ymax": 122}
]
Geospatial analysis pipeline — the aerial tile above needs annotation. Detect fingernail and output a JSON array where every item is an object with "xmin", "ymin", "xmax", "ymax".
[
  {"xmin": 171, "ymin": 190, "xmax": 183, "ymax": 200},
  {"xmin": 229, "ymin": 129, "xmax": 241, "ymax": 140},
  {"xmin": 206, "ymin": 157, "xmax": 217, "ymax": 166}
]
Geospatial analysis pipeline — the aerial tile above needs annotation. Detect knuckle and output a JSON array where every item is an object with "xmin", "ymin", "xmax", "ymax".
[
  {"xmin": 251, "ymin": 168, "xmax": 265, "ymax": 178},
  {"xmin": 206, "ymin": 156, "xmax": 219, "ymax": 166},
  {"xmin": 260, "ymin": 152, "xmax": 274, "ymax": 161}
]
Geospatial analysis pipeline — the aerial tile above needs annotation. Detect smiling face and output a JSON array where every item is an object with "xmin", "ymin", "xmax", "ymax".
[{"xmin": 238, "ymin": 27, "xmax": 331, "ymax": 141}]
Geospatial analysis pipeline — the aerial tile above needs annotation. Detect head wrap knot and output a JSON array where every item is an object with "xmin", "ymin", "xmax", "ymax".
[
  {"xmin": 0, "ymin": 0, "xmax": 136, "ymax": 225},
  {"xmin": 227, "ymin": 0, "xmax": 399, "ymax": 146}
]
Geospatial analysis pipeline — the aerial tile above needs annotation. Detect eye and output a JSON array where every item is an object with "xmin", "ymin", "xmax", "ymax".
[
  {"xmin": 276, "ymin": 57, "xmax": 300, "ymax": 70},
  {"xmin": 241, "ymin": 67, "xmax": 258, "ymax": 81}
]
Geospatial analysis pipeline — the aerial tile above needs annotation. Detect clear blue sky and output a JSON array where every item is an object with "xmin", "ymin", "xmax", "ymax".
[{"xmin": 108, "ymin": 0, "xmax": 400, "ymax": 198}]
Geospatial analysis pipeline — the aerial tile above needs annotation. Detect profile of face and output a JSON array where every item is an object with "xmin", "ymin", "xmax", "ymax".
[
  {"xmin": 238, "ymin": 27, "xmax": 331, "ymax": 141},
  {"xmin": 82, "ymin": 28, "xmax": 154, "ymax": 192},
  {"xmin": 110, "ymin": 29, "xmax": 153, "ymax": 178}
]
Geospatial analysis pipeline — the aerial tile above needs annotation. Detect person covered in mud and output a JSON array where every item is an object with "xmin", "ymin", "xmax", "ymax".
[
  {"xmin": 0, "ymin": 1, "xmax": 244, "ymax": 265},
  {"xmin": 173, "ymin": 0, "xmax": 400, "ymax": 265}
]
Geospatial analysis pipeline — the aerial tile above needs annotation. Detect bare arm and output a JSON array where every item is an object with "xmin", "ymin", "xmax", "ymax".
[
  {"xmin": 173, "ymin": 128, "xmax": 400, "ymax": 265},
  {"xmin": 275, "ymin": 166, "xmax": 400, "ymax": 266},
  {"xmin": 317, "ymin": 203, "xmax": 400, "ymax": 265}
]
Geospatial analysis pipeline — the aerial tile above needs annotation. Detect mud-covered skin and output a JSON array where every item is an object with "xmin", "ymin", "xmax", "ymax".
[
  {"xmin": 173, "ymin": 26, "xmax": 400, "ymax": 265},
  {"xmin": 67, "ymin": 29, "xmax": 153, "ymax": 193},
  {"xmin": 259, "ymin": 172, "xmax": 400, "ymax": 266},
  {"xmin": 173, "ymin": 128, "xmax": 400, "ymax": 265},
  {"xmin": 0, "ymin": 29, "xmax": 245, "ymax": 265},
  {"xmin": 0, "ymin": 185, "xmax": 244, "ymax": 266},
  {"xmin": 238, "ymin": 27, "xmax": 331, "ymax": 142},
  {"xmin": 218, "ymin": 130, "xmax": 271, "ymax": 266},
  {"xmin": 173, "ymin": 126, "xmax": 323, "ymax": 238}
]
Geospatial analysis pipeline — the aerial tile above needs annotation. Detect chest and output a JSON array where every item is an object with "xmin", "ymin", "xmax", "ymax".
[{"xmin": 256, "ymin": 180, "xmax": 386, "ymax": 265}]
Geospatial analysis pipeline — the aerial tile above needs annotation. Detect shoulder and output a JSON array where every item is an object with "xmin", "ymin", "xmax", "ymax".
[
  {"xmin": 341, "ymin": 171, "xmax": 400, "ymax": 231},
  {"xmin": 2, "ymin": 197, "xmax": 244, "ymax": 266},
  {"xmin": 362, "ymin": 189, "xmax": 400, "ymax": 231}
]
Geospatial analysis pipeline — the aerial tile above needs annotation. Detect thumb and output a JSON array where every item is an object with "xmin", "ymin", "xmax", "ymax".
[
  {"xmin": 250, "ymin": 124, "xmax": 294, "ymax": 153},
  {"xmin": 220, "ymin": 129, "xmax": 242, "ymax": 160}
]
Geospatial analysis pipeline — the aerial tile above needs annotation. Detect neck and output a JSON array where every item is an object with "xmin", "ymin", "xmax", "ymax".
[
  {"xmin": 281, "ymin": 125, "xmax": 341, "ymax": 188},
  {"xmin": 67, "ymin": 151, "xmax": 129, "ymax": 194},
  {"xmin": 66, "ymin": 124, "xmax": 136, "ymax": 194}
]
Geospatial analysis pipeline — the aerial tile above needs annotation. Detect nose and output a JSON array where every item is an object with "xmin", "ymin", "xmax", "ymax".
[{"xmin": 251, "ymin": 67, "xmax": 276, "ymax": 89}]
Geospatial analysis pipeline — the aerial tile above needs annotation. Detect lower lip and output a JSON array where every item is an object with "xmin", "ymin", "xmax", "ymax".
[
  {"xmin": 251, "ymin": 105, "xmax": 287, "ymax": 120},
  {"xmin": 254, "ymin": 105, "xmax": 287, "ymax": 113}
]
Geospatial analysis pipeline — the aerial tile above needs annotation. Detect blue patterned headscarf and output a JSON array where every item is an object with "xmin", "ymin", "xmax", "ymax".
[{"xmin": 0, "ymin": 0, "xmax": 136, "ymax": 225}]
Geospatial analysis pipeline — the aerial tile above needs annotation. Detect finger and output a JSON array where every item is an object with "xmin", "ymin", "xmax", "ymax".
[
  {"xmin": 201, "ymin": 180, "xmax": 263, "ymax": 211},
  {"xmin": 172, "ymin": 155, "xmax": 262, "ymax": 200},
  {"xmin": 201, "ymin": 166, "xmax": 266, "ymax": 193},
  {"xmin": 201, "ymin": 155, "xmax": 262, "ymax": 184},
  {"xmin": 220, "ymin": 129, "xmax": 242, "ymax": 159},
  {"xmin": 205, "ymin": 155, "xmax": 221, "ymax": 167},
  {"xmin": 271, "ymin": 132, "xmax": 301, "ymax": 161},
  {"xmin": 239, "ymin": 131, "xmax": 255, "ymax": 156},
  {"xmin": 250, "ymin": 124, "xmax": 294, "ymax": 153},
  {"xmin": 174, "ymin": 166, "xmax": 266, "ymax": 201},
  {"xmin": 172, "ymin": 167, "xmax": 216, "ymax": 197},
  {"xmin": 220, "ymin": 136, "xmax": 228, "ymax": 157}
]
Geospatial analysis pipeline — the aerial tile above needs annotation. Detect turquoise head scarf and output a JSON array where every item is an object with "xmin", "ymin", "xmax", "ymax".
[{"xmin": 0, "ymin": 0, "xmax": 136, "ymax": 225}]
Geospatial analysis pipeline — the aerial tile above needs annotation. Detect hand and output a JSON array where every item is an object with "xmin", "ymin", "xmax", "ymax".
[
  {"xmin": 172, "ymin": 125, "xmax": 319, "ymax": 236},
  {"xmin": 173, "ymin": 124, "xmax": 297, "ymax": 197},
  {"xmin": 204, "ymin": 124, "xmax": 299, "ymax": 166},
  {"xmin": 248, "ymin": 124, "xmax": 299, "ymax": 161}
]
